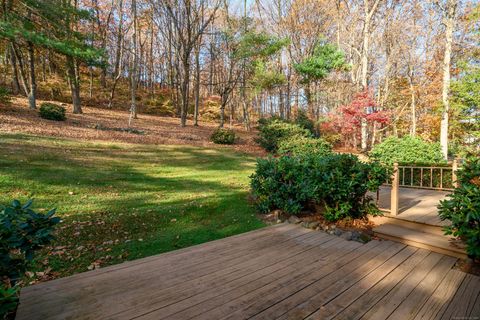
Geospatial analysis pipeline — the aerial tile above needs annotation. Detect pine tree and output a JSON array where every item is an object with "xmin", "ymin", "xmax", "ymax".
[
  {"xmin": 294, "ymin": 42, "xmax": 347, "ymax": 116},
  {"xmin": 0, "ymin": 0, "xmax": 104, "ymax": 113}
]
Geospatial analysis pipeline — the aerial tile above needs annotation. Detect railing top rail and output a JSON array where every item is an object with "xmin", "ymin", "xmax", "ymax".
[{"xmin": 397, "ymin": 165, "xmax": 453, "ymax": 170}]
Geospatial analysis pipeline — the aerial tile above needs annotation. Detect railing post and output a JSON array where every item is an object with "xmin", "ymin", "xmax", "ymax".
[
  {"xmin": 391, "ymin": 162, "xmax": 399, "ymax": 216},
  {"xmin": 452, "ymin": 158, "xmax": 459, "ymax": 188}
]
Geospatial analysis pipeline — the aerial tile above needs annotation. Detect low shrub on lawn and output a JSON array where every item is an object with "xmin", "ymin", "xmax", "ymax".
[
  {"xmin": 39, "ymin": 103, "xmax": 66, "ymax": 121},
  {"xmin": 210, "ymin": 128, "xmax": 236, "ymax": 145},
  {"xmin": 369, "ymin": 136, "xmax": 444, "ymax": 165},
  {"xmin": 250, "ymin": 153, "xmax": 388, "ymax": 221},
  {"xmin": 438, "ymin": 157, "xmax": 480, "ymax": 260},
  {"xmin": 0, "ymin": 200, "xmax": 60, "ymax": 318},
  {"xmin": 256, "ymin": 119, "xmax": 312, "ymax": 153},
  {"xmin": 278, "ymin": 135, "xmax": 332, "ymax": 158}
]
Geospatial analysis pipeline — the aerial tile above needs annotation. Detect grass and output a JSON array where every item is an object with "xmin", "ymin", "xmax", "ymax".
[{"xmin": 0, "ymin": 133, "xmax": 264, "ymax": 279}]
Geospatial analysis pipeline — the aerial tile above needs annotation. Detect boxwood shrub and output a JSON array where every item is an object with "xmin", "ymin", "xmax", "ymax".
[
  {"xmin": 369, "ymin": 136, "xmax": 444, "ymax": 165},
  {"xmin": 294, "ymin": 109, "xmax": 317, "ymax": 136},
  {"xmin": 438, "ymin": 157, "xmax": 480, "ymax": 260},
  {"xmin": 250, "ymin": 153, "xmax": 388, "ymax": 221},
  {"xmin": 256, "ymin": 119, "xmax": 312, "ymax": 153},
  {"xmin": 278, "ymin": 136, "xmax": 332, "ymax": 158},
  {"xmin": 39, "ymin": 103, "xmax": 66, "ymax": 121},
  {"xmin": 210, "ymin": 128, "xmax": 236, "ymax": 145}
]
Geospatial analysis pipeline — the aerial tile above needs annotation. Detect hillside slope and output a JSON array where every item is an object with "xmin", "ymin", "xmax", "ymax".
[{"xmin": 0, "ymin": 97, "xmax": 264, "ymax": 155}]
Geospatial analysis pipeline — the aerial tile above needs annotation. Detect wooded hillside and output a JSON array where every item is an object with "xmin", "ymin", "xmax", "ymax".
[{"xmin": 0, "ymin": 0, "xmax": 478, "ymax": 156}]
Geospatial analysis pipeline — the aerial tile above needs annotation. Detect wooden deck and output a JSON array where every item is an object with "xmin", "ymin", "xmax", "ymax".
[
  {"xmin": 375, "ymin": 186, "xmax": 450, "ymax": 226},
  {"xmin": 16, "ymin": 224, "xmax": 480, "ymax": 320}
]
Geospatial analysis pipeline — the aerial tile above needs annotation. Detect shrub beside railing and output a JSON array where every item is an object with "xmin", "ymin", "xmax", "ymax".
[
  {"xmin": 250, "ymin": 153, "xmax": 388, "ymax": 221},
  {"xmin": 439, "ymin": 157, "xmax": 480, "ymax": 260}
]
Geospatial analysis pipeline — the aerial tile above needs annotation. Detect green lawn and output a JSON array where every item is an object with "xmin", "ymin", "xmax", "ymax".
[{"xmin": 0, "ymin": 133, "xmax": 264, "ymax": 278}]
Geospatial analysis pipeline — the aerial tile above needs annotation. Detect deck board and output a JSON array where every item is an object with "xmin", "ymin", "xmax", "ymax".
[
  {"xmin": 375, "ymin": 186, "xmax": 450, "ymax": 227},
  {"xmin": 15, "ymin": 224, "xmax": 480, "ymax": 320}
]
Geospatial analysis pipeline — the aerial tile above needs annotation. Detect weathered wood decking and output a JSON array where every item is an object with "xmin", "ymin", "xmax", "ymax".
[
  {"xmin": 16, "ymin": 224, "xmax": 480, "ymax": 320},
  {"xmin": 376, "ymin": 186, "xmax": 450, "ymax": 226}
]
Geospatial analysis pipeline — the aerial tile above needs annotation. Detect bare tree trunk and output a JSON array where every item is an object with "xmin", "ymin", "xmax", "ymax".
[
  {"xmin": 107, "ymin": 0, "xmax": 123, "ymax": 109},
  {"xmin": 193, "ymin": 43, "xmax": 201, "ymax": 126},
  {"xmin": 180, "ymin": 55, "xmax": 190, "ymax": 127},
  {"xmin": 360, "ymin": 0, "xmax": 381, "ymax": 152},
  {"xmin": 42, "ymin": 54, "xmax": 47, "ymax": 82},
  {"xmin": 219, "ymin": 93, "xmax": 227, "ymax": 128},
  {"xmin": 360, "ymin": 15, "xmax": 369, "ymax": 151},
  {"xmin": 286, "ymin": 64, "xmax": 291, "ymax": 120},
  {"xmin": 27, "ymin": 41, "xmax": 36, "ymax": 109},
  {"xmin": 89, "ymin": 66, "xmax": 94, "ymax": 99},
  {"xmin": 9, "ymin": 45, "xmax": 20, "ymax": 95},
  {"xmin": 408, "ymin": 73, "xmax": 416, "ymax": 136},
  {"xmin": 129, "ymin": 0, "xmax": 138, "ymax": 125},
  {"xmin": 305, "ymin": 84, "xmax": 313, "ymax": 116},
  {"xmin": 67, "ymin": 56, "xmax": 82, "ymax": 114},
  {"xmin": 12, "ymin": 44, "xmax": 30, "ymax": 96},
  {"xmin": 440, "ymin": 0, "xmax": 456, "ymax": 160}
]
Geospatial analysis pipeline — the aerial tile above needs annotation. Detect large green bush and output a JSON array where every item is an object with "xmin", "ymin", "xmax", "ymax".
[
  {"xmin": 250, "ymin": 154, "xmax": 388, "ymax": 221},
  {"xmin": 256, "ymin": 119, "xmax": 312, "ymax": 153},
  {"xmin": 369, "ymin": 136, "xmax": 444, "ymax": 165},
  {"xmin": 250, "ymin": 156, "xmax": 314, "ymax": 214},
  {"xmin": 0, "ymin": 200, "xmax": 60, "ymax": 318},
  {"xmin": 294, "ymin": 110, "xmax": 317, "ymax": 136},
  {"xmin": 438, "ymin": 157, "xmax": 480, "ymax": 260},
  {"xmin": 278, "ymin": 136, "xmax": 332, "ymax": 158},
  {"xmin": 210, "ymin": 128, "xmax": 236, "ymax": 145},
  {"xmin": 39, "ymin": 103, "xmax": 66, "ymax": 121}
]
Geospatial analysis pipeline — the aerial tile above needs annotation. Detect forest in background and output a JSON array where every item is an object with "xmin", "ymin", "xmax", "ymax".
[{"xmin": 0, "ymin": 0, "xmax": 479, "ymax": 157}]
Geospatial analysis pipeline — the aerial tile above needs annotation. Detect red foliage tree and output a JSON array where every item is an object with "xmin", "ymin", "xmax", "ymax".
[{"xmin": 321, "ymin": 90, "xmax": 390, "ymax": 149}]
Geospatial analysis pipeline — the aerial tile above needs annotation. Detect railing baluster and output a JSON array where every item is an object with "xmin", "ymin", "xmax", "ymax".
[
  {"xmin": 391, "ymin": 163, "xmax": 399, "ymax": 216},
  {"xmin": 411, "ymin": 167, "xmax": 413, "ymax": 186},
  {"xmin": 430, "ymin": 167, "xmax": 433, "ymax": 188},
  {"xmin": 420, "ymin": 168, "xmax": 423, "ymax": 187},
  {"xmin": 440, "ymin": 168, "xmax": 443, "ymax": 189}
]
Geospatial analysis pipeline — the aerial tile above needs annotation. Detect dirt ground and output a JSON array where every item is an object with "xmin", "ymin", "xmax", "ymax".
[{"xmin": 0, "ymin": 97, "xmax": 265, "ymax": 155}]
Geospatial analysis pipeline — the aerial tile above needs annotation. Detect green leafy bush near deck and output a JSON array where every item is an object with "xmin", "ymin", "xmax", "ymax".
[
  {"xmin": 278, "ymin": 135, "xmax": 332, "ymax": 158},
  {"xmin": 256, "ymin": 119, "xmax": 312, "ymax": 153},
  {"xmin": 0, "ymin": 284, "xmax": 18, "ymax": 319},
  {"xmin": 250, "ymin": 153, "xmax": 388, "ymax": 221},
  {"xmin": 369, "ymin": 136, "xmax": 445, "ymax": 165},
  {"xmin": 438, "ymin": 157, "xmax": 480, "ymax": 260},
  {"xmin": 293, "ymin": 109, "xmax": 317, "ymax": 136},
  {"xmin": 0, "ymin": 199, "xmax": 60, "ymax": 318}
]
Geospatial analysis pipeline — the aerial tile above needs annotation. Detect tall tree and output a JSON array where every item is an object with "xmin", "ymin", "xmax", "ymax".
[
  {"xmin": 160, "ymin": 0, "xmax": 221, "ymax": 127},
  {"xmin": 129, "ymin": 0, "xmax": 138, "ymax": 125},
  {"xmin": 0, "ymin": 0, "xmax": 104, "ymax": 114},
  {"xmin": 360, "ymin": 0, "xmax": 382, "ymax": 151},
  {"xmin": 294, "ymin": 41, "xmax": 347, "ymax": 116},
  {"xmin": 437, "ymin": 0, "xmax": 458, "ymax": 159}
]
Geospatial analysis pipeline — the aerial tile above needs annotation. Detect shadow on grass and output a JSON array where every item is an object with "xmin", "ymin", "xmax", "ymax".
[{"xmin": 0, "ymin": 134, "xmax": 264, "ymax": 277}]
